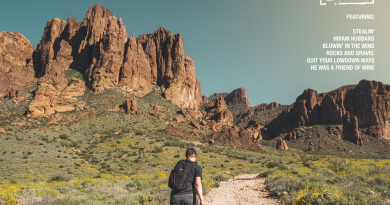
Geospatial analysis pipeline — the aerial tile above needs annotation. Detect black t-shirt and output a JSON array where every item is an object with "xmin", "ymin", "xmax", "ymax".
[{"xmin": 171, "ymin": 159, "xmax": 202, "ymax": 195}]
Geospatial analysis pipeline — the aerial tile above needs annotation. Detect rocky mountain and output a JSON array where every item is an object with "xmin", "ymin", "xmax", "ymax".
[
  {"xmin": 224, "ymin": 87, "xmax": 251, "ymax": 107},
  {"xmin": 265, "ymin": 80, "xmax": 390, "ymax": 145},
  {"xmin": 1, "ymin": 4, "xmax": 202, "ymax": 117},
  {"xmin": 207, "ymin": 87, "xmax": 251, "ymax": 107},
  {"xmin": 1, "ymin": 4, "xmax": 390, "ymax": 151}
]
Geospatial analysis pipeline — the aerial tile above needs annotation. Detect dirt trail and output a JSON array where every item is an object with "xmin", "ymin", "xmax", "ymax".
[{"xmin": 204, "ymin": 174, "xmax": 282, "ymax": 205}]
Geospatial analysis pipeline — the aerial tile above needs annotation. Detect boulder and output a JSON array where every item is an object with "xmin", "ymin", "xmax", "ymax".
[
  {"xmin": 190, "ymin": 121, "xmax": 201, "ymax": 129},
  {"xmin": 174, "ymin": 115, "xmax": 185, "ymax": 123},
  {"xmin": 151, "ymin": 112, "xmax": 166, "ymax": 120},
  {"xmin": 276, "ymin": 139, "xmax": 288, "ymax": 150},
  {"xmin": 122, "ymin": 97, "xmax": 138, "ymax": 115}
]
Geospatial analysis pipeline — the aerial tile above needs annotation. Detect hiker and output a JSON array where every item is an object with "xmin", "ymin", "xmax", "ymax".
[{"xmin": 169, "ymin": 148, "xmax": 204, "ymax": 205}]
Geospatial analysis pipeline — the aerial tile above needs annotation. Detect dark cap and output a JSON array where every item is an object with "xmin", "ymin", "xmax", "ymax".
[{"xmin": 186, "ymin": 148, "xmax": 197, "ymax": 156}]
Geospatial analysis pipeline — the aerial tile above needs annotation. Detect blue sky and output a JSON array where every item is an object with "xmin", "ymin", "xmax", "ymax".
[{"xmin": 1, "ymin": 0, "xmax": 389, "ymax": 105}]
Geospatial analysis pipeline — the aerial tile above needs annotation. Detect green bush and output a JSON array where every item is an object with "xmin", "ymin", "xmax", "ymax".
[
  {"xmin": 153, "ymin": 146, "xmax": 163, "ymax": 153},
  {"xmin": 48, "ymin": 175, "xmax": 68, "ymax": 182},
  {"xmin": 59, "ymin": 134, "xmax": 70, "ymax": 140}
]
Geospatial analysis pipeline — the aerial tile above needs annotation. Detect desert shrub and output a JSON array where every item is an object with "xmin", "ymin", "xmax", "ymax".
[
  {"xmin": 59, "ymin": 134, "xmax": 70, "ymax": 140},
  {"xmin": 41, "ymin": 136, "xmax": 48, "ymax": 142},
  {"xmin": 53, "ymin": 185, "xmax": 78, "ymax": 194},
  {"xmin": 59, "ymin": 141, "xmax": 70, "ymax": 147},
  {"xmin": 212, "ymin": 175, "xmax": 228, "ymax": 188},
  {"xmin": 126, "ymin": 179, "xmax": 149, "ymax": 191},
  {"xmin": 155, "ymin": 138, "xmax": 165, "ymax": 142},
  {"xmin": 258, "ymin": 170, "xmax": 273, "ymax": 177},
  {"xmin": 226, "ymin": 153, "xmax": 247, "ymax": 160},
  {"xmin": 153, "ymin": 146, "xmax": 163, "ymax": 153},
  {"xmin": 48, "ymin": 175, "xmax": 68, "ymax": 182},
  {"xmin": 266, "ymin": 162, "xmax": 279, "ymax": 169},
  {"xmin": 69, "ymin": 140, "xmax": 82, "ymax": 148},
  {"xmin": 328, "ymin": 159, "xmax": 349, "ymax": 173},
  {"xmin": 129, "ymin": 194, "xmax": 157, "ymax": 205}
]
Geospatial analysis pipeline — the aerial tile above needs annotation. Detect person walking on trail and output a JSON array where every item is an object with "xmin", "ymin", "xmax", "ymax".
[{"xmin": 169, "ymin": 148, "xmax": 204, "ymax": 205}]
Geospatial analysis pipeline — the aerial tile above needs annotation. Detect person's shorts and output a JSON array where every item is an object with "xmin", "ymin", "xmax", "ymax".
[{"xmin": 170, "ymin": 193, "xmax": 198, "ymax": 205}]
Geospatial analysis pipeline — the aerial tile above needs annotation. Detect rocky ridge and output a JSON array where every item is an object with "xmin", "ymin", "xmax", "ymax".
[
  {"xmin": 266, "ymin": 80, "xmax": 390, "ymax": 145},
  {"xmin": 1, "ymin": 4, "xmax": 202, "ymax": 117}
]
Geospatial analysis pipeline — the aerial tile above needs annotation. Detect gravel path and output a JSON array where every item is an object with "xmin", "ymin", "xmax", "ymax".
[{"xmin": 204, "ymin": 174, "xmax": 282, "ymax": 205}]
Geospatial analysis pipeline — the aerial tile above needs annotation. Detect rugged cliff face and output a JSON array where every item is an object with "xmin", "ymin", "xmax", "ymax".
[
  {"xmin": 0, "ymin": 32, "xmax": 35, "ymax": 99},
  {"xmin": 20, "ymin": 4, "xmax": 202, "ymax": 117},
  {"xmin": 137, "ymin": 27, "xmax": 201, "ymax": 109},
  {"xmin": 266, "ymin": 80, "xmax": 390, "ymax": 144}
]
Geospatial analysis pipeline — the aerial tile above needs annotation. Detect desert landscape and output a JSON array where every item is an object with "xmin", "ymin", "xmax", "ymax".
[{"xmin": 1, "ymin": 4, "xmax": 390, "ymax": 205}]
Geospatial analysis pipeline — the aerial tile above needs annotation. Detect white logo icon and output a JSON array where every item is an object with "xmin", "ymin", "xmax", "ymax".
[{"xmin": 320, "ymin": 0, "xmax": 374, "ymax": 5}]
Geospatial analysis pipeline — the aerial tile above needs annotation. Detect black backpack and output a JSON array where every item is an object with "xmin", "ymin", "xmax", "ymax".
[{"xmin": 168, "ymin": 160, "xmax": 193, "ymax": 191}]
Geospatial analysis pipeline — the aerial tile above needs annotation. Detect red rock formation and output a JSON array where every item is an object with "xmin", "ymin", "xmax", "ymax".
[
  {"xmin": 60, "ymin": 78, "xmax": 86, "ymax": 98},
  {"xmin": 30, "ymin": 5, "xmax": 200, "ymax": 112},
  {"xmin": 202, "ymin": 95, "xmax": 209, "ymax": 104},
  {"xmin": 276, "ymin": 139, "xmax": 288, "ymax": 150},
  {"xmin": 0, "ymin": 32, "xmax": 35, "ymax": 99},
  {"xmin": 163, "ymin": 125, "xmax": 194, "ymax": 138},
  {"xmin": 267, "ymin": 102, "xmax": 280, "ymax": 109},
  {"xmin": 181, "ymin": 108, "xmax": 200, "ymax": 119},
  {"xmin": 23, "ymin": 4, "xmax": 202, "ymax": 117},
  {"xmin": 83, "ymin": 5, "xmax": 127, "ymax": 93},
  {"xmin": 204, "ymin": 97, "xmax": 233, "ymax": 130},
  {"xmin": 122, "ymin": 97, "xmax": 138, "ymax": 115},
  {"xmin": 0, "ymin": 71, "xmax": 11, "ymax": 99},
  {"xmin": 211, "ymin": 126, "xmax": 261, "ymax": 151},
  {"xmin": 224, "ymin": 87, "xmax": 251, "ymax": 107},
  {"xmin": 267, "ymin": 80, "xmax": 390, "ymax": 144},
  {"xmin": 118, "ymin": 35, "xmax": 152, "ymax": 97},
  {"xmin": 174, "ymin": 115, "xmax": 185, "ymax": 123},
  {"xmin": 292, "ymin": 89, "xmax": 323, "ymax": 127},
  {"xmin": 195, "ymin": 78, "xmax": 202, "ymax": 109},
  {"xmin": 34, "ymin": 18, "xmax": 68, "ymax": 76},
  {"xmin": 137, "ymin": 27, "xmax": 201, "ymax": 109},
  {"xmin": 27, "ymin": 78, "xmax": 86, "ymax": 117}
]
